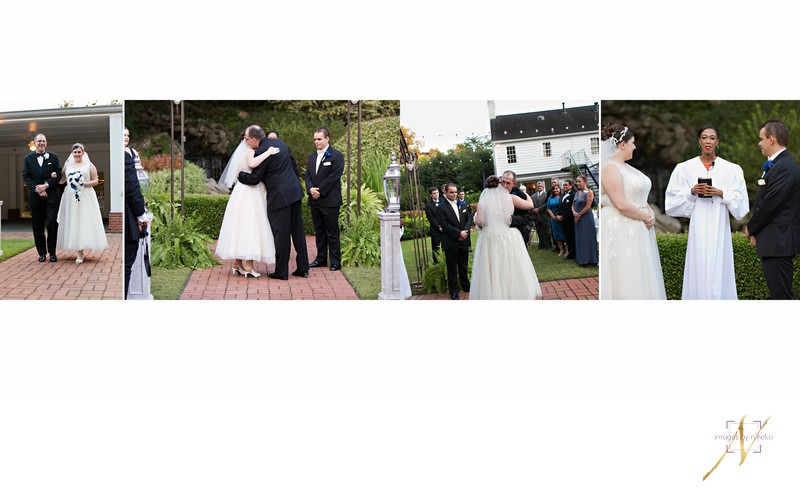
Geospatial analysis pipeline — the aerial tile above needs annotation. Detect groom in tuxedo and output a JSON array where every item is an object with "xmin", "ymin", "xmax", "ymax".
[
  {"xmin": 745, "ymin": 120, "xmax": 800, "ymax": 299},
  {"xmin": 438, "ymin": 183, "xmax": 471, "ymax": 299},
  {"xmin": 238, "ymin": 125, "xmax": 309, "ymax": 280},
  {"xmin": 22, "ymin": 133, "xmax": 61, "ymax": 262},
  {"xmin": 305, "ymin": 127, "xmax": 344, "ymax": 271}
]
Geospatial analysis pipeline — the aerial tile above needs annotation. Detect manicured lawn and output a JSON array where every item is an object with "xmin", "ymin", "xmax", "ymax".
[
  {"xmin": 0, "ymin": 239, "xmax": 36, "ymax": 262},
  {"xmin": 343, "ymin": 231, "xmax": 598, "ymax": 300},
  {"xmin": 150, "ymin": 267, "xmax": 193, "ymax": 300}
]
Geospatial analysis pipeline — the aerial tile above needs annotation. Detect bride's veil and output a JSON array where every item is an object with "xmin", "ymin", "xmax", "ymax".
[
  {"xmin": 218, "ymin": 140, "xmax": 250, "ymax": 189},
  {"xmin": 64, "ymin": 150, "xmax": 92, "ymax": 169},
  {"xmin": 600, "ymin": 138, "xmax": 618, "ymax": 166},
  {"xmin": 477, "ymin": 186, "xmax": 513, "ymax": 229}
]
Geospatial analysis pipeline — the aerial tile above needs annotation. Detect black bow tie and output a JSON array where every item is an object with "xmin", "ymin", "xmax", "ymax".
[{"xmin": 37, "ymin": 152, "xmax": 46, "ymax": 157}]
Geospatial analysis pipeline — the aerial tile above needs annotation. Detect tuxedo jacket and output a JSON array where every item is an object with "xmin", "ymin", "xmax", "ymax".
[
  {"xmin": 558, "ymin": 190, "xmax": 575, "ymax": 221},
  {"xmin": 425, "ymin": 199, "xmax": 443, "ymax": 236},
  {"xmin": 509, "ymin": 187, "xmax": 532, "ymax": 231},
  {"xmin": 438, "ymin": 200, "xmax": 472, "ymax": 250},
  {"xmin": 22, "ymin": 151, "xmax": 61, "ymax": 207},
  {"xmin": 532, "ymin": 190, "xmax": 549, "ymax": 222},
  {"xmin": 238, "ymin": 137, "xmax": 304, "ymax": 212},
  {"xmin": 747, "ymin": 149, "xmax": 800, "ymax": 258},
  {"xmin": 125, "ymin": 149, "xmax": 146, "ymax": 243},
  {"xmin": 305, "ymin": 146, "xmax": 344, "ymax": 208}
]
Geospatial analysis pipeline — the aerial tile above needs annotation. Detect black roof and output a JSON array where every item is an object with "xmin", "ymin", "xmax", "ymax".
[{"xmin": 490, "ymin": 104, "xmax": 599, "ymax": 142}]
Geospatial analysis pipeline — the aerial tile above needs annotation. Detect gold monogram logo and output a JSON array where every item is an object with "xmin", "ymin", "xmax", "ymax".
[{"xmin": 703, "ymin": 415, "xmax": 771, "ymax": 481}]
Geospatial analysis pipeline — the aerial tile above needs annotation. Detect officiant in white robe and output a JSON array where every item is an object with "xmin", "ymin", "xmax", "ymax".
[{"xmin": 665, "ymin": 154, "xmax": 749, "ymax": 299}]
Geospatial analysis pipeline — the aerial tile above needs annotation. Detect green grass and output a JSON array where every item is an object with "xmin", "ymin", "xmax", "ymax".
[
  {"xmin": 343, "ymin": 230, "xmax": 599, "ymax": 300},
  {"xmin": 0, "ymin": 239, "xmax": 36, "ymax": 262},
  {"xmin": 150, "ymin": 267, "xmax": 193, "ymax": 300}
]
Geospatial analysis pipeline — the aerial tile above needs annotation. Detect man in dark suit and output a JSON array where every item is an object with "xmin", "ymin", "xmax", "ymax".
[
  {"xmin": 238, "ymin": 125, "xmax": 309, "ymax": 280},
  {"xmin": 22, "ymin": 133, "xmax": 61, "ymax": 262},
  {"xmin": 425, "ymin": 186, "xmax": 444, "ymax": 263},
  {"xmin": 558, "ymin": 179, "xmax": 576, "ymax": 259},
  {"xmin": 305, "ymin": 127, "xmax": 344, "ymax": 271},
  {"xmin": 502, "ymin": 170, "xmax": 532, "ymax": 245},
  {"xmin": 532, "ymin": 181, "xmax": 551, "ymax": 250},
  {"xmin": 438, "ymin": 183, "xmax": 471, "ymax": 300},
  {"xmin": 124, "ymin": 127, "xmax": 147, "ymax": 299},
  {"xmin": 745, "ymin": 119, "xmax": 800, "ymax": 299}
]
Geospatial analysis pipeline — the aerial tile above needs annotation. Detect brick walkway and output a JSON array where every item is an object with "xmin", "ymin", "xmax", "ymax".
[
  {"xmin": 408, "ymin": 276, "xmax": 599, "ymax": 300},
  {"xmin": 0, "ymin": 232, "xmax": 123, "ymax": 300},
  {"xmin": 179, "ymin": 235, "xmax": 359, "ymax": 300}
]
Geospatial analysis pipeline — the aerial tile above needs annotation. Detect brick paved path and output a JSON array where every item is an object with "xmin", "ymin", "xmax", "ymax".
[
  {"xmin": 0, "ymin": 233, "xmax": 123, "ymax": 300},
  {"xmin": 179, "ymin": 235, "xmax": 359, "ymax": 300},
  {"xmin": 408, "ymin": 276, "xmax": 598, "ymax": 300}
]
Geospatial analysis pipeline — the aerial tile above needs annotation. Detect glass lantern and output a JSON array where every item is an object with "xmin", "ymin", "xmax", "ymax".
[{"xmin": 382, "ymin": 153, "xmax": 401, "ymax": 212}]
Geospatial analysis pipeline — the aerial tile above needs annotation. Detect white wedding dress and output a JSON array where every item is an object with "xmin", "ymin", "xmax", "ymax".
[
  {"xmin": 56, "ymin": 153, "xmax": 108, "ymax": 252},
  {"xmin": 470, "ymin": 187, "xmax": 541, "ymax": 300},
  {"xmin": 215, "ymin": 141, "xmax": 276, "ymax": 263},
  {"xmin": 600, "ymin": 162, "xmax": 666, "ymax": 299}
]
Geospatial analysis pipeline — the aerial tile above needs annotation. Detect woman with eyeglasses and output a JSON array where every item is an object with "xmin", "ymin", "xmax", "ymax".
[{"xmin": 664, "ymin": 125, "xmax": 749, "ymax": 299}]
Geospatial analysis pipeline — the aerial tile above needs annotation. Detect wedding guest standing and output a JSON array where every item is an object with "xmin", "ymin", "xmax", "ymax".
[
  {"xmin": 547, "ymin": 184, "xmax": 566, "ymax": 257},
  {"xmin": 572, "ymin": 175, "xmax": 598, "ymax": 266},
  {"xmin": 425, "ymin": 186, "xmax": 443, "ymax": 262},
  {"xmin": 558, "ymin": 179, "xmax": 576, "ymax": 259},
  {"xmin": 22, "ymin": 133, "xmax": 61, "ymax": 262},
  {"xmin": 438, "ymin": 183, "xmax": 471, "ymax": 300},
  {"xmin": 532, "ymin": 181, "xmax": 551, "ymax": 250},
  {"xmin": 665, "ymin": 125, "xmax": 749, "ymax": 299},
  {"xmin": 306, "ymin": 127, "xmax": 344, "ymax": 272}
]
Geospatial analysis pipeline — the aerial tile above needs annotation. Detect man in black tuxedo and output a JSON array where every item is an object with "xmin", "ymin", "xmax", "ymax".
[
  {"xmin": 532, "ymin": 181, "xmax": 551, "ymax": 250},
  {"xmin": 238, "ymin": 125, "xmax": 309, "ymax": 280},
  {"xmin": 438, "ymin": 183, "xmax": 471, "ymax": 300},
  {"xmin": 124, "ymin": 127, "xmax": 147, "ymax": 299},
  {"xmin": 305, "ymin": 128, "xmax": 344, "ymax": 271},
  {"xmin": 502, "ymin": 170, "xmax": 532, "ymax": 245},
  {"xmin": 425, "ymin": 186, "xmax": 444, "ymax": 263},
  {"xmin": 745, "ymin": 120, "xmax": 800, "ymax": 299},
  {"xmin": 21, "ymin": 133, "xmax": 61, "ymax": 262},
  {"xmin": 558, "ymin": 179, "xmax": 576, "ymax": 259}
]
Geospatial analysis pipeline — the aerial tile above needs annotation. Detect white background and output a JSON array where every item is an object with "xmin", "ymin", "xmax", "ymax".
[{"xmin": 2, "ymin": 2, "xmax": 797, "ymax": 497}]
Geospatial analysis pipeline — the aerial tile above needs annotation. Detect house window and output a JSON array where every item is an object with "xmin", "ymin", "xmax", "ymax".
[
  {"xmin": 543, "ymin": 142, "xmax": 551, "ymax": 158},
  {"xmin": 591, "ymin": 137, "xmax": 599, "ymax": 155},
  {"xmin": 506, "ymin": 146, "xmax": 517, "ymax": 164}
]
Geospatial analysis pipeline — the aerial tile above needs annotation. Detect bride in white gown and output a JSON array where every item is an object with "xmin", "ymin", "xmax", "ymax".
[
  {"xmin": 56, "ymin": 143, "xmax": 108, "ymax": 263},
  {"xmin": 600, "ymin": 123, "xmax": 666, "ymax": 299},
  {"xmin": 470, "ymin": 175, "xmax": 542, "ymax": 300},
  {"xmin": 215, "ymin": 136, "xmax": 279, "ymax": 278}
]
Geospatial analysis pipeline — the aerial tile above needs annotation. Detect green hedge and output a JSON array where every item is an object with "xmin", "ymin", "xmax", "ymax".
[
  {"xmin": 147, "ymin": 161, "xmax": 208, "ymax": 195},
  {"xmin": 182, "ymin": 194, "xmax": 229, "ymax": 239},
  {"xmin": 656, "ymin": 232, "xmax": 800, "ymax": 300}
]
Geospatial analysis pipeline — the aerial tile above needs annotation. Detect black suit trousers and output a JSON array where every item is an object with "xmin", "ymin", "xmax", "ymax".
[
  {"xmin": 31, "ymin": 200, "xmax": 59, "ymax": 256},
  {"xmin": 760, "ymin": 256, "xmax": 796, "ymax": 300},
  {"xmin": 563, "ymin": 220, "xmax": 576, "ymax": 259},
  {"xmin": 444, "ymin": 245, "xmax": 470, "ymax": 295},
  {"xmin": 310, "ymin": 205, "xmax": 340, "ymax": 265},
  {"xmin": 269, "ymin": 200, "xmax": 309, "ymax": 278}
]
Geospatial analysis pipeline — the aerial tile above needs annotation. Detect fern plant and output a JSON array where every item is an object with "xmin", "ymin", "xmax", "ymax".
[
  {"xmin": 150, "ymin": 213, "xmax": 221, "ymax": 270},
  {"xmin": 421, "ymin": 249, "xmax": 473, "ymax": 294},
  {"xmin": 340, "ymin": 214, "xmax": 381, "ymax": 268}
]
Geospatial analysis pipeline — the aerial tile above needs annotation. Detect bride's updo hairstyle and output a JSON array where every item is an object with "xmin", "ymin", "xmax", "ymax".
[
  {"xmin": 485, "ymin": 175, "xmax": 500, "ymax": 189},
  {"xmin": 601, "ymin": 123, "xmax": 634, "ymax": 147},
  {"xmin": 72, "ymin": 142, "xmax": 85, "ymax": 152}
]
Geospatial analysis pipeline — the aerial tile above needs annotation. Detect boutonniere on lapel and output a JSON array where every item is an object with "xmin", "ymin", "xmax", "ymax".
[
  {"xmin": 324, "ymin": 150, "xmax": 332, "ymax": 159},
  {"xmin": 43, "ymin": 152, "xmax": 50, "ymax": 160}
]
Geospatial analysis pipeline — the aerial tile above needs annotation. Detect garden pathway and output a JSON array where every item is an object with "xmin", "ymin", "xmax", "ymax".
[
  {"xmin": 0, "ymin": 232, "xmax": 123, "ymax": 300},
  {"xmin": 408, "ymin": 276, "xmax": 599, "ymax": 300},
  {"xmin": 180, "ymin": 235, "xmax": 359, "ymax": 300}
]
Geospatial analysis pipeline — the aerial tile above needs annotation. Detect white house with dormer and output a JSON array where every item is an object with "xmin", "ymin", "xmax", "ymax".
[{"xmin": 489, "ymin": 101, "xmax": 599, "ymax": 190}]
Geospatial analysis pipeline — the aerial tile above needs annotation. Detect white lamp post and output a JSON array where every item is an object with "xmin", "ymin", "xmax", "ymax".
[
  {"xmin": 128, "ymin": 155, "xmax": 154, "ymax": 300},
  {"xmin": 378, "ymin": 154, "xmax": 404, "ymax": 300}
]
